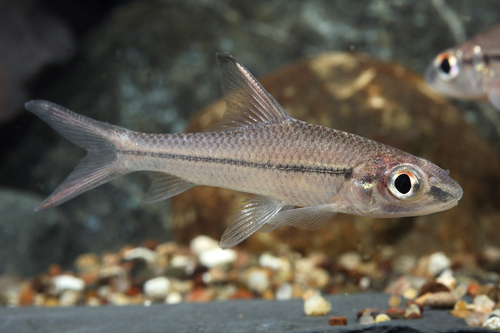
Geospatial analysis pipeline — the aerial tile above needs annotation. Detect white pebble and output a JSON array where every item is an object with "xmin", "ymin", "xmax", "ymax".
[
  {"xmin": 259, "ymin": 253, "xmax": 282, "ymax": 270},
  {"xmin": 166, "ymin": 291, "xmax": 183, "ymax": 304},
  {"xmin": 276, "ymin": 283, "xmax": 293, "ymax": 300},
  {"xmin": 474, "ymin": 294, "xmax": 495, "ymax": 313},
  {"xmin": 190, "ymin": 235, "xmax": 219, "ymax": 256},
  {"xmin": 375, "ymin": 313, "xmax": 391, "ymax": 323},
  {"xmin": 359, "ymin": 313, "xmax": 375, "ymax": 325},
  {"xmin": 304, "ymin": 295, "xmax": 331, "ymax": 316},
  {"xmin": 144, "ymin": 277, "xmax": 171, "ymax": 299},
  {"xmin": 123, "ymin": 247, "xmax": 157, "ymax": 264},
  {"xmin": 247, "ymin": 270, "xmax": 270, "ymax": 293},
  {"xmin": 170, "ymin": 255, "xmax": 196, "ymax": 275},
  {"xmin": 59, "ymin": 290, "xmax": 80, "ymax": 306},
  {"xmin": 483, "ymin": 316, "xmax": 500, "ymax": 330},
  {"xmin": 53, "ymin": 275, "xmax": 85, "ymax": 293},
  {"xmin": 338, "ymin": 252, "xmax": 361, "ymax": 270},
  {"xmin": 199, "ymin": 248, "xmax": 236, "ymax": 267},
  {"xmin": 490, "ymin": 309, "xmax": 500, "ymax": 318},
  {"xmin": 428, "ymin": 252, "xmax": 451, "ymax": 276}
]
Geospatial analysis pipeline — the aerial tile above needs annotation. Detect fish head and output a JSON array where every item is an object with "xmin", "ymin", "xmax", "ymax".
[
  {"xmin": 347, "ymin": 153, "xmax": 463, "ymax": 218},
  {"xmin": 425, "ymin": 49, "xmax": 486, "ymax": 100}
]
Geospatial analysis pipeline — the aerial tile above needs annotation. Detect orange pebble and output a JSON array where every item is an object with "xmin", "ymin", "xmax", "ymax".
[
  {"xmin": 329, "ymin": 316, "xmax": 347, "ymax": 326},
  {"xmin": 467, "ymin": 283, "xmax": 478, "ymax": 297}
]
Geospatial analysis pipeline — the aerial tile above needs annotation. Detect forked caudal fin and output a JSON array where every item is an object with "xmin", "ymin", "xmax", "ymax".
[{"xmin": 25, "ymin": 100, "xmax": 130, "ymax": 211}]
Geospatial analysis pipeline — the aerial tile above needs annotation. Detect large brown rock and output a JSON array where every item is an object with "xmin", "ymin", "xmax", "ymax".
[{"xmin": 172, "ymin": 52, "xmax": 500, "ymax": 257}]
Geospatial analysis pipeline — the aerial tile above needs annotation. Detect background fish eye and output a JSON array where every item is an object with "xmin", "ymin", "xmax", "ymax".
[
  {"xmin": 435, "ymin": 53, "xmax": 459, "ymax": 81},
  {"xmin": 387, "ymin": 166, "xmax": 422, "ymax": 200}
]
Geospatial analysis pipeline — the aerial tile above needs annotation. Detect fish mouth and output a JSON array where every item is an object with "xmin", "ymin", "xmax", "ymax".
[{"xmin": 424, "ymin": 66, "xmax": 437, "ymax": 86}]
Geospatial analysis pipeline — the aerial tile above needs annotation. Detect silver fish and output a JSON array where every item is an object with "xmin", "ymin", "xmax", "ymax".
[
  {"xmin": 425, "ymin": 24, "xmax": 500, "ymax": 110},
  {"xmin": 26, "ymin": 53, "xmax": 463, "ymax": 249}
]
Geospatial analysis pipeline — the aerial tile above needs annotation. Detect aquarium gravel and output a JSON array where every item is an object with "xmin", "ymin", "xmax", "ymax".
[{"xmin": 2, "ymin": 236, "xmax": 500, "ymax": 329}]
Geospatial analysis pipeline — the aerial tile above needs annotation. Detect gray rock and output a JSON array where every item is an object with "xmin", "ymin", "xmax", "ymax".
[
  {"xmin": 0, "ymin": 188, "xmax": 71, "ymax": 276},
  {"xmin": 0, "ymin": 293, "xmax": 485, "ymax": 332},
  {"xmin": 0, "ymin": 0, "xmax": 74, "ymax": 123}
]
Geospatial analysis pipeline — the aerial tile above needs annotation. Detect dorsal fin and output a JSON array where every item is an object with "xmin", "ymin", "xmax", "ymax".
[{"xmin": 210, "ymin": 53, "xmax": 291, "ymax": 132}]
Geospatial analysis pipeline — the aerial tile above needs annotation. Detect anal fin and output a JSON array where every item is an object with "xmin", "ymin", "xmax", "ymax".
[
  {"xmin": 219, "ymin": 195, "xmax": 285, "ymax": 249},
  {"xmin": 259, "ymin": 205, "xmax": 294, "ymax": 233},
  {"xmin": 142, "ymin": 172, "xmax": 196, "ymax": 204}
]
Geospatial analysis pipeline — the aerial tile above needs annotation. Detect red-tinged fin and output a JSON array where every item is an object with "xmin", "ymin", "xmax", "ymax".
[{"xmin": 24, "ymin": 100, "xmax": 130, "ymax": 211}]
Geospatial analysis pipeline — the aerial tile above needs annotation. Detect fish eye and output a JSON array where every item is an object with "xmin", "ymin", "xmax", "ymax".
[
  {"xmin": 388, "ymin": 166, "xmax": 423, "ymax": 200},
  {"xmin": 434, "ymin": 52, "xmax": 459, "ymax": 81}
]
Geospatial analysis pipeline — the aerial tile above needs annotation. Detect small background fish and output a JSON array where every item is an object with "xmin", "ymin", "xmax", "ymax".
[{"xmin": 426, "ymin": 23, "xmax": 500, "ymax": 110}]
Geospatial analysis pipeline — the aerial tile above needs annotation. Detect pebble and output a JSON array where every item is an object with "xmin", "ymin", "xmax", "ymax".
[
  {"xmin": 359, "ymin": 313, "xmax": 375, "ymax": 325},
  {"xmin": 143, "ymin": 277, "xmax": 171, "ymax": 299},
  {"xmin": 59, "ymin": 290, "xmax": 80, "ymax": 306},
  {"xmin": 385, "ymin": 307, "xmax": 405, "ymax": 319},
  {"xmin": 465, "ymin": 311, "xmax": 489, "ymax": 327},
  {"xmin": 375, "ymin": 313, "xmax": 391, "ymax": 323},
  {"xmin": 329, "ymin": 316, "xmax": 347, "ymax": 326},
  {"xmin": 483, "ymin": 316, "xmax": 500, "ymax": 331},
  {"xmin": 402, "ymin": 287, "xmax": 418, "ymax": 300},
  {"xmin": 392, "ymin": 255, "xmax": 417, "ymax": 274},
  {"xmin": 473, "ymin": 294, "xmax": 495, "ymax": 313},
  {"xmin": 427, "ymin": 252, "xmax": 451, "ymax": 276},
  {"xmin": 259, "ymin": 253, "xmax": 282, "ymax": 270},
  {"xmin": 490, "ymin": 309, "xmax": 500, "ymax": 318},
  {"xmin": 247, "ymin": 268, "xmax": 270, "ymax": 293},
  {"xmin": 436, "ymin": 275, "xmax": 456, "ymax": 290},
  {"xmin": 404, "ymin": 303, "xmax": 421, "ymax": 319},
  {"xmin": 388, "ymin": 294, "xmax": 401, "ymax": 307},
  {"xmin": 166, "ymin": 291, "xmax": 183, "ymax": 304},
  {"xmin": 425, "ymin": 291, "xmax": 459, "ymax": 309},
  {"xmin": 123, "ymin": 247, "xmax": 157, "ymax": 265},
  {"xmin": 170, "ymin": 255, "xmax": 196, "ymax": 275},
  {"xmin": 199, "ymin": 248, "xmax": 237, "ymax": 267},
  {"xmin": 304, "ymin": 295, "xmax": 331, "ymax": 316},
  {"xmin": 189, "ymin": 235, "xmax": 219, "ymax": 256},
  {"xmin": 338, "ymin": 252, "xmax": 361, "ymax": 271},
  {"xmin": 53, "ymin": 275, "xmax": 85, "ymax": 294},
  {"xmin": 275, "ymin": 283, "xmax": 293, "ymax": 300}
]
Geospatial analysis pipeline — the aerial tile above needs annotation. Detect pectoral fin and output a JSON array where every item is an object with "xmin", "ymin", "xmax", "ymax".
[
  {"xmin": 487, "ymin": 81, "xmax": 500, "ymax": 110},
  {"xmin": 267, "ymin": 204, "xmax": 338, "ymax": 231},
  {"xmin": 219, "ymin": 196, "xmax": 286, "ymax": 249},
  {"xmin": 141, "ymin": 172, "xmax": 196, "ymax": 204}
]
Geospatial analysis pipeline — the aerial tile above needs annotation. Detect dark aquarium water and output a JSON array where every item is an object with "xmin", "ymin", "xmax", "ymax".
[{"xmin": 1, "ymin": 1, "xmax": 500, "ymax": 329}]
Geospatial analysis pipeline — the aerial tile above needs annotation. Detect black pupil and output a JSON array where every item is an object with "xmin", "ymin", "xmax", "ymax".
[
  {"xmin": 395, "ymin": 174, "xmax": 411, "ymax": 194},
  {"xmin": 440, "ymin": 58, "xmax": 451, "ymax": 74}
]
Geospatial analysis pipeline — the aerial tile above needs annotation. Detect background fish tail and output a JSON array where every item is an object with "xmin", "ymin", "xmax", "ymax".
[{"xmin": 25, "ymin": 100, "xmax": 130, "ymax": 211}]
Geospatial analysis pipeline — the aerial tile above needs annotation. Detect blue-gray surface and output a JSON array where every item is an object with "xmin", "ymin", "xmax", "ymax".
[{"xmin": 0, "ymin": 294, "xmax": 492, "ymax": 333}]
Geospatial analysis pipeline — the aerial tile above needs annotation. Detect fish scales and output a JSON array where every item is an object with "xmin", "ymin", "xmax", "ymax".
[
  {"xmin": 25, "ymin": 53, "xmax": 463, "ymax": 249},
  {"xmin": 117, "ymin": 120, "xmax": 387, "ymax": 207}
]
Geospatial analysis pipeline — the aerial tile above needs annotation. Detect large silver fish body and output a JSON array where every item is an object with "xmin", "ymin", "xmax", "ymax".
[
  {"xmin": 26, "ymin": 54, "xmax": 463, "ymax": 249},
  {"xmin": 426, "ymin": 24, "xmax": 500, "ymax": 110}
]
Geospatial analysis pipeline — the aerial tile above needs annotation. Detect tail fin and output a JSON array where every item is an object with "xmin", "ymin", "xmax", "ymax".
[{"xmin": 25, "ymin": 100, "xmax": 129, "ymax": 211}]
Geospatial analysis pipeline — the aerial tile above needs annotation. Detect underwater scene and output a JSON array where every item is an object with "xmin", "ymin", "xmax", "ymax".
[{"xmin": 2, "ymin": 0, "xmax": 500, "ymax": 331}]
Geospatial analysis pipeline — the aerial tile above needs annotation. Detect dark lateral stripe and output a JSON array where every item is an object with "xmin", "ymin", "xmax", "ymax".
[
  {"xmin": 462, "ymin": 54, "xmax": 500, "ymax": 65},
  {"xmin": 119, "ymin": 149, "xmax": 353, "ymax": 177}
]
